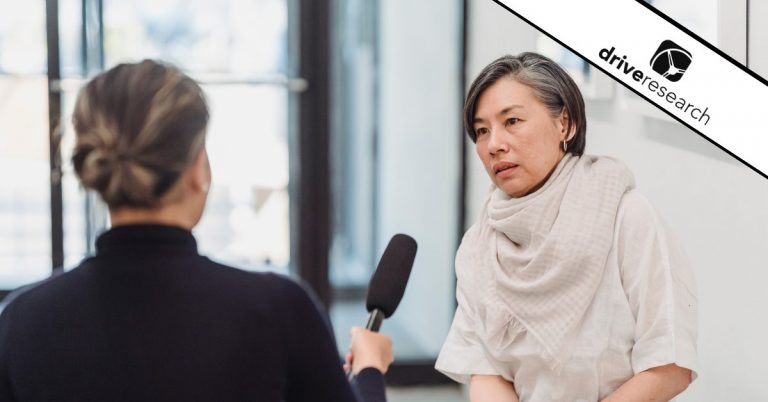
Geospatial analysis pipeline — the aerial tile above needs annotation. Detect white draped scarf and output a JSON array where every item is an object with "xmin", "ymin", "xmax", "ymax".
[{"xmin": 456, "ymin": 154, "xmax": 636, "ymax": 371}]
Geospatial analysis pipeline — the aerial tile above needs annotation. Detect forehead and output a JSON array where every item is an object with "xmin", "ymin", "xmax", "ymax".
[{"xmin": 475, "ymin": 77, "xmax": 538, "ymax": 116}]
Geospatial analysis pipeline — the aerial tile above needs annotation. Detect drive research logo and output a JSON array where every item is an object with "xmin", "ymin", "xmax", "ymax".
[
  {"xmin": 650, "ymin": 40, "xmax": 692, "ymax": 82},
  {"xmin": 598, "ymin": 44, "xmax": 711, "ymax": 126}
]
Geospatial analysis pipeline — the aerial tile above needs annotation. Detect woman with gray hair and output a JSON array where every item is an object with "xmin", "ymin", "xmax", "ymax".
[{"xmin": 436, "ymin": 53, "xmax": 698, "ymax": 401}]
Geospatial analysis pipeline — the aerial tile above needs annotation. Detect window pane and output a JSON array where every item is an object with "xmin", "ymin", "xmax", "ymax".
[
  {"xmin": 0, "ymin": 0, "xmax": 51, "ymax": 288},
  {"xmin": 195, "ymin": 84, "xmax": 290, "ymax": 272},
  {"xmin": 0, "ymin": 1, "xmax": 46, "ymax": 74},
  {"xmin": 329, "ymin": 0, "xmax": 377, "ymax": 288},
  {"xmin": 329, "ymin": 0, "xmax": 463, "ymax": 362},
  {"xmin": 97, "ymin": 0, "xmax": 291, "ymax": 272},
  {"xmin": 104, "ymin": 0, "xmax": 288, "ymax": 75}
]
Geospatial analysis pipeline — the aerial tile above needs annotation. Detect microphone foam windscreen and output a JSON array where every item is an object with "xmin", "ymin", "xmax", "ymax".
[{"xmin": 366, "ymin": 234, "xmax": 417, "ymax": 318}]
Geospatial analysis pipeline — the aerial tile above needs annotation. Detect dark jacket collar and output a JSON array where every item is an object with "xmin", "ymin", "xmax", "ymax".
[{"xmin": 95, "ymin": 224, "xmax": 198, "ymax": 256}]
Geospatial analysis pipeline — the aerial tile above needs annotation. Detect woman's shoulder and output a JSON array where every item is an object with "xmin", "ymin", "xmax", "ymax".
[
  {"xmin": 0, "ymin": 266, "xmax": 87, "ymax": 318},
  {"xmin": 613, "ymin": 189, "xmax": 693, "ymax": 283},
  {"xmin": 580, "ymin": 154, "xmax": 633, "ymax": 173},
  {"xmin": 615, "ymin": 189, "xmax": 662, "ymax": 235},
  {"xmin": 200, "ymin": 259, "xmax": 318, "ymax": 305},
  {"xmin": 209, "ymin": 262, "xmax": 323, "ymax": 312}
]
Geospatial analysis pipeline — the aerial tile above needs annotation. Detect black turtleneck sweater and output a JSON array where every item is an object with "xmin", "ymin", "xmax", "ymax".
[{"xmin": 0, "ymin": 225, "xmax": 385, "ymax": 402}]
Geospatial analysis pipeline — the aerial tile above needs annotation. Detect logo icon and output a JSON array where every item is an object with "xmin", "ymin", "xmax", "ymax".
[{"xmin": 650, "ymin": 40, "xmax": 692, "ymax": 82}]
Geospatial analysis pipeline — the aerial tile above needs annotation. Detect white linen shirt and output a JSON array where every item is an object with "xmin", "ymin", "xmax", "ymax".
[{"xmin": 436, "ymin": 189, "xmax": 698, "ymax": 402}]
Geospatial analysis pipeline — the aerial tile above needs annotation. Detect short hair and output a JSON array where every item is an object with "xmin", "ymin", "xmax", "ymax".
[
  {"xmin": 72, "ymin": 60, "xmax": 209, "ymax": 208},
  {"xmin": 464, "ymin": 52, "xmax": 586, "ymax": 155}
]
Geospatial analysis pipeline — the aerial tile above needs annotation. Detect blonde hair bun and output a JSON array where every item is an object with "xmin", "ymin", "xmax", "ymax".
[{"xmin": 71, "ymin": 60, "xmax": 209, "ymax": 208}]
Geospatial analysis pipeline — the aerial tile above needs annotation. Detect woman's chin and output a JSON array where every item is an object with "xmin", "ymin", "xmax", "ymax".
[{"xmin": 496, "ymin": 180, "xmax": 528, "ymax": 198}]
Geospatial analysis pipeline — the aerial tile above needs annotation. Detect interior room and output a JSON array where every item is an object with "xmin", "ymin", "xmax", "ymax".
[{"xmin": 1, "ymin": 0, "xmax": 765, "ymax": 400}]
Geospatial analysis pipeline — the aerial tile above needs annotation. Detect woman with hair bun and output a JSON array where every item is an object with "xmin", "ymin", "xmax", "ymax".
[{"xmin": 0, "ymin": 60, "xmax": 391, "ymax": 402}]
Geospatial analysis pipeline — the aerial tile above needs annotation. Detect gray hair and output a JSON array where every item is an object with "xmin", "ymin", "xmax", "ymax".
[{"xmin": 464, "ymin": 52, "xmax": 586, "ymax": 155}]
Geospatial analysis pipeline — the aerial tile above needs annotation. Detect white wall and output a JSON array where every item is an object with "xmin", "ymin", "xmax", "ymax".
[
  {"xmin": 466, "ymin": 0, "xmax": 768, "ymax": 399},
  {"xmin": 376, "ymin": 0, "xmax": 462, "ymax": 358},
  {"xmin": 749, "ymin": 0, "xmax": 768, "ymax": 78}
]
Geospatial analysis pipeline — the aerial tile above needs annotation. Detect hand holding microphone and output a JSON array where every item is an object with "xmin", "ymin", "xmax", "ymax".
[
  {"xmin": 345, "ymin": 234, "xmax": 417, "ymax": 377},
  {"xmin": 345, "ymin": 327, "xmax": 394, "ymax": 375}
]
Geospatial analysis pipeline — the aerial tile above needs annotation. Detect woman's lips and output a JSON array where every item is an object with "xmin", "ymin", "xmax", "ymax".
[{"xmin": 493, "ymin": 162, "xmax": 519, "ymax": 178}]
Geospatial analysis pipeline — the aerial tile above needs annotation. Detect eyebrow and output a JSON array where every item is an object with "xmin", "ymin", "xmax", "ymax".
[{"xmin": 473, "ymin": 104, "xmax": 524, "ymax": 124}]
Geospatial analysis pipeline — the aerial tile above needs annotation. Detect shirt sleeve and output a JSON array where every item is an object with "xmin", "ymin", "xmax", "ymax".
[
  {"xmin": 436, "ymin": 227, "xmax": 501, "ymax": 385},
  {"xmin": 616, "ymin": 191, "xmax": 698, "ymax": 380},
  {"xmin": 435, "ymin": 303, "xmax": 500, "ymax": 384},
  {"xmin": 351, "ymin": 368, "xmax": 386, "ymax": 402}
]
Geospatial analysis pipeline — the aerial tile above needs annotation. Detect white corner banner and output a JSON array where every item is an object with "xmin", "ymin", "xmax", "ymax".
[{"xmin": 496, "ymin": 0, "xmax": 768, "ymax": 178}]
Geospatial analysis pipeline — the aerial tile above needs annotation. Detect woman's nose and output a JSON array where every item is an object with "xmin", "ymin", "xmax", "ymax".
[{"xmin": 487, "ymin": 127, "xmax": 509, "ymax": 155}]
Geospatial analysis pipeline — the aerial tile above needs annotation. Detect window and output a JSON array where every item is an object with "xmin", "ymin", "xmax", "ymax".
[{"xmin": 0, "ymin": 0, "xmax": 51, "ymax": 288}]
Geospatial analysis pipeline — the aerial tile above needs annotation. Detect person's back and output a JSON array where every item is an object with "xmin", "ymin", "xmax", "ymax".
[
  {"xmin": 0, "ymin": 225, "xmax": 361, "ymax": 401},
  {"xmin": 0, "ymin": 60, "xmax": 391, "ymax": 402}
]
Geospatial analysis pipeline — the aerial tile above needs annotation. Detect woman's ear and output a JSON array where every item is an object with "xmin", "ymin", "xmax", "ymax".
[
  {"xmin": 188, "ymin": 148, "xmax": 211, "ymax": 195},
  {"xmin": 559, "ymin": 108, "xmax": 575, "ymax": 142}
]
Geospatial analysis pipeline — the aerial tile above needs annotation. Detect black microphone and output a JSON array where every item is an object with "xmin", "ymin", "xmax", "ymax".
[
  {"xmin": 364, "ymin": 234, "xmax": 418, "ymax": 332},
  {"xmin": 347, "ymin": 234, "xmax": 417, "ymax": 380}
]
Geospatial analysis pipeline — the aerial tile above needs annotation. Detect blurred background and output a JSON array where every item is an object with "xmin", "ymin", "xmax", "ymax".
[{"xmin": 0, "ymin": 0, "xmax": 765, "ymax": 400}]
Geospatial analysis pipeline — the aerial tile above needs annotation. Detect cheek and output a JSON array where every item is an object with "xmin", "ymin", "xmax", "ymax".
[
  {"xmin": 475, "ymin": 143, "xmax": 498, "ymax": 180},
  {"xmin": 514, "ymin": 135, "xmax": 540, "ymax": 164},
  {"xmin": 475, "ymin": 142, "xmax": 489, "ymax": 165},
  {"xmin": 516, "ymin": 132, "xmax": 555, "ymax": 176}
]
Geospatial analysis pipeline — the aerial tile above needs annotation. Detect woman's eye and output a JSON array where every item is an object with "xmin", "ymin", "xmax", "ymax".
[
  {"xmin": 505, "ymin": 118, "xmax": 519, "ymax": 126},
  {"xmin": 475, "ymin": 127, "xmax": 489, "ymax": 136}
]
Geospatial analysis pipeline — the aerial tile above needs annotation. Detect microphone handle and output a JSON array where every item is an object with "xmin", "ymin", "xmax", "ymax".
[
  {"xmin": 348, "ymin": 308, "xmax": 385, "ymax": 381},
  {"xmin": 365, "ymin": 308, "xmax": 385, "ymax": 332}
]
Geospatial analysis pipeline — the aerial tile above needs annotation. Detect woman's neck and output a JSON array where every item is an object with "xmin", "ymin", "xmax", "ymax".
[{"xmin": 109, "ymin": 205, "xmax": 196, "ymax": 230}]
